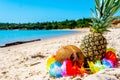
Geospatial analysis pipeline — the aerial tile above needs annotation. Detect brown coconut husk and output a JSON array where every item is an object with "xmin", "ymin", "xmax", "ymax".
[{"xmin": 55, "ymin": 45, "xmax": 85, "ymax": 67}]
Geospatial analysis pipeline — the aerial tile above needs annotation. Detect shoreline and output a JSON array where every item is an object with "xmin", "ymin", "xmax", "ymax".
[
  {"xmin": 0, "ymin": 29, "xmax": 79, "ymax": 48},
  {"xmin": 0, "ymin": 28, "xmax": 120, "ymax": 80}
]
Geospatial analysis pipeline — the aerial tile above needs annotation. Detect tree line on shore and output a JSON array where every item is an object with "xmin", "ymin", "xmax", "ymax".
[{"xmin": 0, "ymin": 18, "xmax": 92, "ymax": 30}]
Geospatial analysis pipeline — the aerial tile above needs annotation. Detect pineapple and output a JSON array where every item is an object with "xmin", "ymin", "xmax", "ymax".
[{"xmin": 80, "ymin": 0, "xmax": 120, "ymax": 62}]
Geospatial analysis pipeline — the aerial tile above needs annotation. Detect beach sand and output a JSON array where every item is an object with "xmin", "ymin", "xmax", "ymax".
[{"xmin": 0, "ymin": 28, "xmax": 120, "ymax": 80}]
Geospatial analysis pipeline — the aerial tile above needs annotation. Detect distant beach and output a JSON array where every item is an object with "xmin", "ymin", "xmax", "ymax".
[{"xmin": 0, "ymin": 28, "xmax": 120, "ymax": 80}]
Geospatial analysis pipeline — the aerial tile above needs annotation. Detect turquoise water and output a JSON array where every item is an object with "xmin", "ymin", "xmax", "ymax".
[{"xmin": 0, "ymin": 30, "xmax": 78, "ymax": 46}]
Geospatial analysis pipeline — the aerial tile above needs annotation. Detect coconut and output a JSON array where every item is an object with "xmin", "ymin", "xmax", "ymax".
[{"xmin": 55, "ymin": 45, "xmax": 85, "ymax": 67}]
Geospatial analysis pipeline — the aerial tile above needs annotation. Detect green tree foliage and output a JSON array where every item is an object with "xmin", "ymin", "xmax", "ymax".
[{"xmin": 0, "ymin": 18, "xmax": 92, "ymax": 30}]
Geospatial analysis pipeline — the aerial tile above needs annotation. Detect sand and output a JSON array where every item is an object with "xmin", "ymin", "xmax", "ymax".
[{"xmin": 0, "ymin": 28, "xmax": 120, "ymax": 80}]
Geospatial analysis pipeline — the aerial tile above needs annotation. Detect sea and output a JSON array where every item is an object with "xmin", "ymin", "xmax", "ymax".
[{"xmin": 0, "ymin": 30, "xmax": 78, "ymax": 46}]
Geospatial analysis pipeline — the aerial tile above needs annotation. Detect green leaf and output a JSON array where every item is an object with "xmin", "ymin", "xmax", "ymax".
[
  {"xmin": 90, "ymin": 8, "xmax": 98, "ymax": 18},
  {"xmin": 94, "ymin": 0, "xmax": 100, "ymax": 9},
  {"xmin": 109, "ymin": 5, "xmax": 120, "ymax": 17},
  {"xmin": 108, "ymin": 0, "xmax": 114, "ymax": 8},
  {"xmin": 104, "ymin": 0, "xmax": 111, "ymax": 9}
]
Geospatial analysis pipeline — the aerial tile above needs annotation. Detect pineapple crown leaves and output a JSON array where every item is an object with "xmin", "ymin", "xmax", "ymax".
[{"xmin": 91, "ymin": 0, "xmax": 120, "ymax": 33}]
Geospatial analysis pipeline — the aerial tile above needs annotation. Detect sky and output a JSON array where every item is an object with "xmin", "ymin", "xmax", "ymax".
[{"xmin": 0, "ymin": 0, "xmax": 119, "ymax": 23}]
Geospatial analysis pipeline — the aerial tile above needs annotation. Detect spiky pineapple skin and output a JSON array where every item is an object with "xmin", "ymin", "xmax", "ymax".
[{"xmin": 80, "ymin": 32, "xmax": 107, "ymax": 61}]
